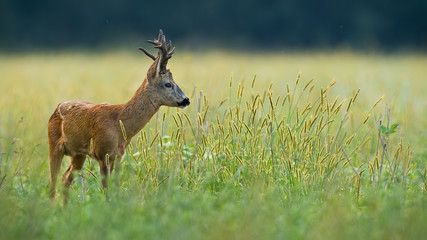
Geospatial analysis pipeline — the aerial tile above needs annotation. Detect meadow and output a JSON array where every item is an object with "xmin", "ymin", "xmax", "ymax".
[{"xmin": 0, "ymin": 50, "xmax": 426, "ymax": 239}]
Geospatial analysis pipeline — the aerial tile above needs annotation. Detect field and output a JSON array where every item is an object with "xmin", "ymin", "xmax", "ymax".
[{"xmin": 0, "ymin": 50, "xmax": 426, "ymax": 239}]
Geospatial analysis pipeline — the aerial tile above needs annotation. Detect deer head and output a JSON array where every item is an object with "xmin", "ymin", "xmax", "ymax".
[{"xmin": 139, "ymin": 30, "xmax": 190, "ymax": 108}]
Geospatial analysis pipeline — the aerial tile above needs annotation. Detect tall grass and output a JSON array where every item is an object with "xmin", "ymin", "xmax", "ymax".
[{"xmin": 0, "ymin": 51, "xmax": 426, "ymax": 239}]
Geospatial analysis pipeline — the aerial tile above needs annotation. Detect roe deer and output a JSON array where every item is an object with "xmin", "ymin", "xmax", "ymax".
[{"xmin": 48, "ymin": 30, "xmax": 189, "ymax": 203}]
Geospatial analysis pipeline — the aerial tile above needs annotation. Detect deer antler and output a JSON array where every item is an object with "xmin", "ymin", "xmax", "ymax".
[{"xmin": 139, "ymin": 29, "xmax": 175, "ymax": 72}]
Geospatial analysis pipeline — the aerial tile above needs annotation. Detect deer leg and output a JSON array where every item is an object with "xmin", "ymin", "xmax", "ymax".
[
  {"xmin": 106, "ymin": 155, "xmax": 123, "ymax": 187},
  {"xmin": 98, "ymin": 153, "xmax": 122, "ymax": 200},
  {"xmin": 98, "ymin": 159, "xmax": 110, "ymax": 191},
  {"xmin": 113, "ymin": 157, "xmax": 121, "ymax": 187},
  {"xmin": 49, "ymin": 143, "xmax": 65, "ymax": 199},
  {"xmin": 48, "ymin": 111, "xmax": 65, "ymax": 200},
  {"xmin": 62, "ymin": 154, "xmax": 86, "ymax": 205}
]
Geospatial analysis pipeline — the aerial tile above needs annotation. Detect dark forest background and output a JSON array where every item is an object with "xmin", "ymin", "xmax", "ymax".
[{"xmin": 0, "ymin": 0, "xmax": 426, "ymax": 51}]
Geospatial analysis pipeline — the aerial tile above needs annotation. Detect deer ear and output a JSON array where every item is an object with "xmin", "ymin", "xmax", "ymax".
[
  {"xmin": 156, "ymin": 55, "xmax": 162, "ymax": 76},
  {"xmin": 147, "ymin": 57, "xmax": 161, "ymax": 82}
]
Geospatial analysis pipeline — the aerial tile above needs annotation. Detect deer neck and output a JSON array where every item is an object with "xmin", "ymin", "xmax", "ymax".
[{"xmin": 119, "ymin": 79, "xmax": 161, "ymax": 139}]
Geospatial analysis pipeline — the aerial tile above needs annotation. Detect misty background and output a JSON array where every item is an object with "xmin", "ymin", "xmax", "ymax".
[{"xmin": 0, "ymin": 0, "xmax": 426, "ymax": 51}]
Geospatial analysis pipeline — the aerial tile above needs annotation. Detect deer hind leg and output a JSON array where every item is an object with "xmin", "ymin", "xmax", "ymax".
[
  {"xmin": 49, "ymin": 142, "xmax": 65, "ymax": 199},
  {"xmin": 62, "ymin": 154, "xmax": 86, "ymax": 205},
  {"xmin": 48, "ymin": 112, "xmax": 65, "ymax": 200}
]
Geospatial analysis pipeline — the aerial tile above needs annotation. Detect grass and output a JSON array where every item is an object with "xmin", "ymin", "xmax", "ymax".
[{"xmin": 0, "ymin": 50, "xmax": 426, "ymax": 239}]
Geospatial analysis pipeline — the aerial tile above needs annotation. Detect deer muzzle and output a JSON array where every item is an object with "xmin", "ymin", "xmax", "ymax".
[{"xmin": 178, "ymin": 98, "xmax": 190, "ymax": 108}]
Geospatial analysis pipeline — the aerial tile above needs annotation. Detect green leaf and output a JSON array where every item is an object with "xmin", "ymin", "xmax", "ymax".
[
  {"xmin": 389, "ymin": 123, "xmax": 399, "ymax": 133},
  {"xmin": 379, "ymin": 125, "xmax": 388, "ymax": 134}
]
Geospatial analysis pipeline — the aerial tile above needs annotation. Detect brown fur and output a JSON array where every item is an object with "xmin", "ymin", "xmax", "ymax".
[{"xmin": 48, "ymin": 36, "xmax": 189, "ymax": 204}]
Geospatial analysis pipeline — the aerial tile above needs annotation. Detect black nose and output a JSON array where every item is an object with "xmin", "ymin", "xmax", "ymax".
[{"xmin": 178, "ymin": 98, "xmax": 190, "ymax": 107}]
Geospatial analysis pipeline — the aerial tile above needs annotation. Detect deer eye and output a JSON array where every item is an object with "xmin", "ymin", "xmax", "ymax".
[{"xmin": 165, "ymin": 83, "xmax": 172, "ymax": 88}]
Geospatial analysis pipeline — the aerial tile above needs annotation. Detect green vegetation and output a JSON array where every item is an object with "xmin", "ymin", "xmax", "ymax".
[{"xmin": 0, "ymin": 51, "xmax": 426, "ymax": 239}]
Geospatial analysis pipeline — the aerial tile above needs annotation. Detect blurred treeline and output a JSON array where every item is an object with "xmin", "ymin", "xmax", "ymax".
[{"xmin": 0, "ymin": 0, "xmax": 426, "ymax": 50}]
